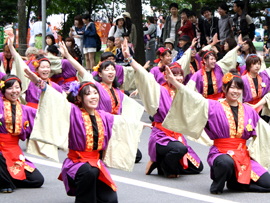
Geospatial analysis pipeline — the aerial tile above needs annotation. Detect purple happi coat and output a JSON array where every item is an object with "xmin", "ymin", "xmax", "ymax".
[
  {"xmin": 206, "ymin": 100, "xmax": 267, "ymax": 179},
  {"xmin": 242, "ymin": 70, "xmax": 270, "ymax": 103},
  {"xmin": 0, "ymin": 98, "xmax": 37, "ymax": 175},
  {"xmin": 150, "ymin": 66, "xmax": 166, "ymax": 85},
  {"xmin": 95, "ymin": 82, "xmax": 124, "ymax": 115},
  {"xmin": 149, "ymin": 85, "xmax": 201, "ymax": 165},
  {"xmin": 24, "ymin": 60, "xmax": 36, "ymax": 72},
  {"xmin": 59, "ymin": 59, "xmax": 77, "ymax": 92},
  {"xmin": 61, "ymin": 105, "xmax": 114, "ymax": 195},
  {"xmin": 92, "ymin": 64, "xmax": 124, "ymax": 86},
  {"xmin": 25, "ymin": 81, "xmax": 63, "ymax": 105},
  {"xmin": 189, "ymin": 64, "xmax": 224, "ymax": 95}
]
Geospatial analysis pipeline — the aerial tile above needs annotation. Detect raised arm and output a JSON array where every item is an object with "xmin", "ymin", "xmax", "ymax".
[
  {"xmin": 162, "ymin": 66, "xmax": 209, "ymax": 138},
  {"xmin": 58, "ymin": 41, "xmax": 91, "ymax": 81}
]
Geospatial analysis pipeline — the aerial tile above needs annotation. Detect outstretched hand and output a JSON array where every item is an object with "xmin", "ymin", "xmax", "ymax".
[
  {"xmin": 212, "ymin": 33, "xmax": 220, "ymax": 45},
  {"xmin": 191, "ymin": 38, "xmax": 197, "ymax": 48},
  {"xmin": 264, "ymin": 45, "xmax": 270, "ymax": 56},
  {"xmin": 24, "ymin": 68, "xmax": 41, "ymax": 84},
  {"xmin": 58, "ymin": 41, "xmax": 70, "ymax": 58},
  {"xmin": 122, "ymin": 38, "xmax": 130, "ymax": 58},
  {"xmin": 7, "ymin": 32, "xmax": 15, "ymax": 46}
]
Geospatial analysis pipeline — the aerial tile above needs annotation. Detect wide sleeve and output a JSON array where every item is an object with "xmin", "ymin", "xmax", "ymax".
[
  {"xmin": 103, "ymin": 115, "xmax": 143, "ymax": 172},
  {"xmin": 162, "ymin": 83, "xmax": 209, "ymax": 138},
  {"xmin": 216, "ymin": 46, "xmax": 238, "ymax": 74},
  {"xmin": 28, "ymin": 85, "xmax": 71, "ymax": 161},
  {"xmin": 13, "ymin": 53, "xmax": 31, "ymax": 94},
  {"xmin": 175, "ymin": 47, "xmax": 191, "ymax": 77},
  {"xmin": 134, "ymin": 65, "xmax": 161, "ymax": 116},
  {"xmin": 77, "ymin": 70, "xmax": 95, "ymax": 83},
  {"xmin": 261, "ymin": 92, "xmax": 270, "ymax": 117},
  {"xmin": 248, "ymin": 118, "xmax": 270, "ymax": 169},
  {"xmin": 46, "ymin": 54, "xmax": 63, "ymax": 75},
  {"xmin": 121, "ymin": 66, "xmax": 136, "ymax": 91},
  {"xmin": 121, "ymin": 94, "xmax": 144, "ymax": 121}
]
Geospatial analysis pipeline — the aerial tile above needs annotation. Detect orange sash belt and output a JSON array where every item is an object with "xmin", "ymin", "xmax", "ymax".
[
  {"xmin": 63, "ymin": 76, "xmax": 78, "ymax": 84},
  {"xmin": 206, "ymin": 92, "xmax": 223, "ymax": 100},
  {"xmin": 26, "ymin": 102, "xmax": 38, "ymax": 109},
  {"xmin": 214, "ymin": 138, "xmax": 251, "ymax": 184},
  {"xmin": 153, "ymin": 122, "xmax": 188, "ymax": 169},
  {"xmin": 248, "ymin": 98, "xmax": 263, "ymax": 114},
  {"xmin": 0, "ymin": 133, "xmax": 28, "ymax": 180},
  {"xmin": 67, "ymin": 149, "xmax": 117, "ymax": 191},
  {"xmin": 50, "ymin": 77, "xmax": 64, "ymax": 84}
]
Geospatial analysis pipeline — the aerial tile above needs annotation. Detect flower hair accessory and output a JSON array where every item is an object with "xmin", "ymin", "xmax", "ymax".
[
  {"xmin": 223, "ymin": 72, "xmax": 242, "ymax": 84},
  {"xmin": 32, "ymin": 58, "xmax": 51, "ymax": 69},
  {"xmin": 68, "ymin": 81, "xmax": 81, "ymax": 96},
  {"xmin": 154, "ymin": 47, "xmax": 169, "ymax": 63},
  {"xmin": 0, "ymin": 80, "xmax": 5, "ymax": 88}
]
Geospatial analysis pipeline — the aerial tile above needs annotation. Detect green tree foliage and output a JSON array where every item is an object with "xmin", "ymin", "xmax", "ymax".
[
  {"xmin": 150, "ymin": 0, "xmax": 191, "ymax": 16},
  {"xmin": 0, "ymin": 0, "xmax": 18, "ymax": 26}
]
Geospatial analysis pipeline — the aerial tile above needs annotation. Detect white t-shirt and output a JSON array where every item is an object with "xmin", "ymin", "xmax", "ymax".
[
  {"xmin": 108, "ymin": 25, "xmax": 126, "ymax": 38},
  {"xmin": 170, "ymin": 19, "xmax": 177, "ymax": 41}
]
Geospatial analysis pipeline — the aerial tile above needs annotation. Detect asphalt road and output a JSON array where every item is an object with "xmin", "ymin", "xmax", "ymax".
[{"xmin": 2, "ymin": 99, "xmax": 270, "ymax": 203}]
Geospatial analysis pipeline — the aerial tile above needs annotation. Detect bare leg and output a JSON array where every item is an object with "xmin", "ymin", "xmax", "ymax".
[
  {"xmin": 89, "ymin": 52, "xmax": 95, "ymax": 71},
  {"xmin": 85, "ymin": 52, "xmax": 90, "ymax": 70}
]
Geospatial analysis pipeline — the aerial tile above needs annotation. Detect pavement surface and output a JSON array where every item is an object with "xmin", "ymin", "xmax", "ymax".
[{"xmin": 2, "ymin": 98, "xmax": 270, "ymax": 203}]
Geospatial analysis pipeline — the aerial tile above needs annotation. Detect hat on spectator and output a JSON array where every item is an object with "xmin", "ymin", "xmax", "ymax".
[
  {"xmin": 122, "ymin": 12, "xmax": 131, "ymax": 19},
  {"xmin": 164, "ymin": 38, "xmax": 174, "ymax": 46},
  {"xmin": 179, "ymin": 35, "xmax": 191, "ymax": 42},
  {"xmin": 114, "ymin": 15, "xmax": 124, "ymax": 23}
]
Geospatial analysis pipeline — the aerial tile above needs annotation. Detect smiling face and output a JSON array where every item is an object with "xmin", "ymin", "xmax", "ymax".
[
  {"xmin": 204, "ymin": 55, "xmax": 216, "ymax": 69},
  {"xmin": 181, "ymin": 12, "xmax": 188, "ymax": 21},
  {"xmin": 98, "ymin": 64, "xmax": 116, "ymax": 85},
  {"xmin": 3, "ymin": 46, "xmax": 11, "ymax": 60},
  {"xmin": 4, "ymin": 81, "xmax": 21, "ymax": 104},
  {"xmin": 179, "ymin": 40, "xmax": 188, "ymax": 48},
  {"xmin": 117, "ymin": 19, "xmax": 124, "ymax": 27},
  {"xmin": 160, "ymin": 52, "xmax": 172, "ymax": 65},
  {"xmin": 241, "ymin": 43, "xmax": 250, "ymax": 52},
  {"xmin": 46, "ymin": 37, "xmax": 53, "ymax": 45},
  {"xmin": 37, "ymin": 61, "xmax": 51, "ymax": 80},
  {"xmin": 78, "ymin": 85, "xmax": 100, "ymax": 111},
  {"xmin": 203, "ymin": 10, "xmax": 211, "ymax": 20},
  {"xmin": 224, "ymin": 81, "xmax": 242, "ymax": 102}
]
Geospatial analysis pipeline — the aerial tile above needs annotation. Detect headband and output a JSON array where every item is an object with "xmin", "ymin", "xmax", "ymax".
[
  {"xmin": 78, "ymin": 82, "xmax": 95, "ymax": 95},
  {"xmin": 154, "ymin": 48, "xmax": 169, "ymax": 64},
  {"xmin": 222, "ymin": 72, "xmax": 242, "ymax": 84},
  {"xmin": 32, "ymin": 58, "xmax": 51, "ymax": 69},
  {"xmin": 0, "ymin": 77, "xmax": 21, "ymax": 89},
  {"xmin": 164, "ymin": 63, "xmax": 182, "ymax": 75},
  {"xmin": 202, "ymin": 51, "xmax": 213, "ymax": 63}
]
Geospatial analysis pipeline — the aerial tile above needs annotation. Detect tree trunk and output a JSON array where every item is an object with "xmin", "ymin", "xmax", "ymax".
[
  {"xmin": 126, "ymin": 0, "xmax": 145, "ymax": 65},
  {"xmin": 18, "ymin": 0, "xmax": 27, "ymax": 55},
  {"xmin": 26, "ymin": 0, "xmax": 33, "ymax": 38},
  {"xmin": 192, "ymin": 1, "xmax": 201, "ymax": 18},
  {"xmin": 89, "ymin": 0, "xmax": 92, "ymax": 15}
]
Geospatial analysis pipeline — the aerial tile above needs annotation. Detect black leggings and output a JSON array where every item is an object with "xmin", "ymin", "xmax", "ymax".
[
  {"xmin": 0, "ymin": 154, "xmax": 44, "ymax": 189},
  {"xmin": 156, "ymin": 141, "xmax": 203, "ymax": 176},
  {"xmin": 211, "ymin": 154, "xmax": 270, "ymax": 193},
  {"xmin": 68, "ymin": 162, "xmax": 118, "ymax": 203}
]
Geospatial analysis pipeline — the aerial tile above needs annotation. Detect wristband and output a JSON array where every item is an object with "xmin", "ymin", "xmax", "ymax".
[
  {"xmin": 127, "ymin": 56, "xmax": 133, "ymax": 64},
  {"xmin": 238, "ymin": 44, "xmax": 242, "ymax": 49},
  {"xmin": 41, "ymin": 83, "xmax": 47, "ymax": 91},
  {"xmin": 124, "ymin": 54, "xmax": 131, "ymax": 62},
  {"xmin": 190, "ymin": 46, "xmax": 194, "ymax": 50},
  {"xmin": 266, "ymin": 54, "xmax": 269, "ymax": 57}
]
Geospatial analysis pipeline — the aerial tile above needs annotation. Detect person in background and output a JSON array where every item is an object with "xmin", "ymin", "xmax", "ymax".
[
  {"xmin": 218, "ymin": 3, "xmax": 233, "ymax": 53},
  {"xmin": 189, "ymin": 10, "xmax": 207, "ymax": 51},
  {"xmin": 164, "ymin": 38, "xmax": 178, "ymax": 60},
  {"xmin": 108, "ymin": 15, "xmax": 126, "ymax": 38},
  {"xmin": 201, "ymin": 6, "xmax": 219, "ymax": 45},
  {"xmin": 232, "ymin": 1, "xmax": 255, "ymax": 41},
  {"xmin": 177, "ymin": 8, "xmax": 194, "ymax": 45},
  {"xmin": 69, "ymin": 15, "xmax": 84, "ymax": 54},
  {"xmin": 44, "ymin": 34, "xmax": 57, "ymax": 53},
  {"xmin": 65, "ymin": 37, "xmax": 82, "ymax": 65},
  {"xmin": 82, "ymin": 14, "xmax": 97, "ymax": 72},
  {"xmin": 115, "ymin": 37, "xmax": 133, "ymax": 64},
  {"xmin": 144, "ymin": 16, "xmax": 157, "ymax": 66},
  {"xmin": 163, "ymin": 3, "xmax": 182, "ymax": 50},
  {"xmin": 122, "ymin": 12, "xmax": 137, "ymax": 50},
  {"xmin": 173, "ymin": 35, "xmax": 191, "ymax": 62},
  {"xmin": 104, "ymin": 36, "xmax": 117, "ymax": 55}
]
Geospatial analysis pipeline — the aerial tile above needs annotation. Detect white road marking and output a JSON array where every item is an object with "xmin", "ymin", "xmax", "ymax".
[{"xmin": 26, "ymin": 156, "xmax": 239, "ymax": 203}]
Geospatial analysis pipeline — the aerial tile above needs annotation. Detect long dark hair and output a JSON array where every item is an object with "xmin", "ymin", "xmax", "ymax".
[
  {"xmin": 94, "ymin": 61, "xmax": 120, "ymax": 88},
  {"xmin": 46, "ymin": 34, "xmax": 56, "ymax": 45},
  {"xmin": 125, "ymin": 17, "xmax": 132, "ymax": 34},
  {"xmin": 242, "ymin": 38, "xmax": 256, "ymax": 54}
]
